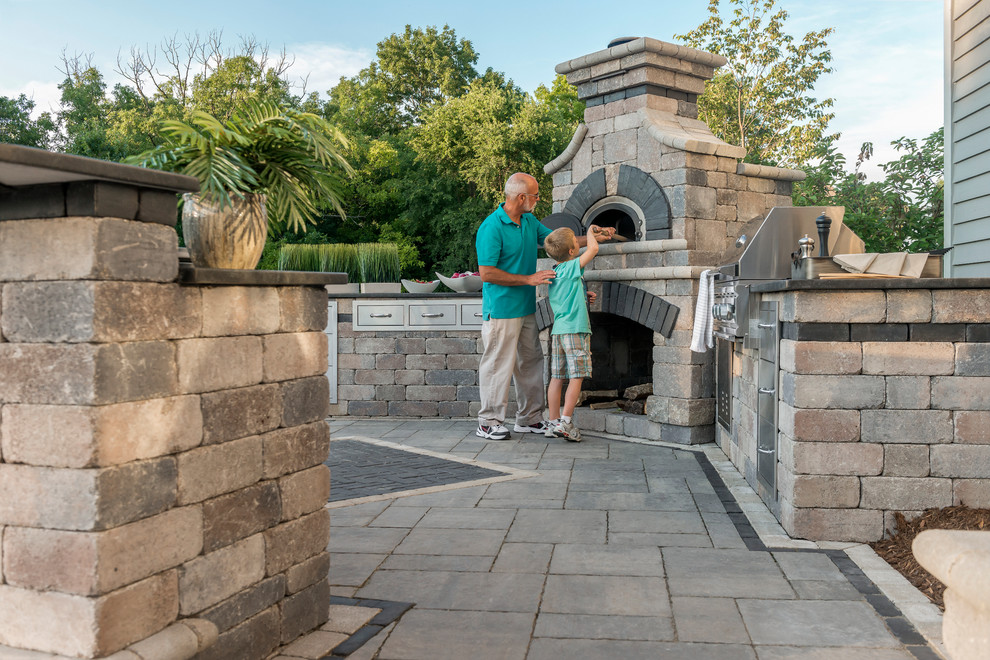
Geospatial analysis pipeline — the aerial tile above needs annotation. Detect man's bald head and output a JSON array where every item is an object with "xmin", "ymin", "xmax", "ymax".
[{"xmin": 504, "ymin": 173, "xmax": 537, "ymax": 198}]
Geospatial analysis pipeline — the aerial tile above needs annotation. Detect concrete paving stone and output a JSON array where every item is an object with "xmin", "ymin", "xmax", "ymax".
[
  {"xmin": 791, "ymin": 579, "xmax": 866, "ymax": 600},
  {"xmin": 356, "ymin": 570, "xmax": 545, "ymax": 612},
  {"xmin": 328, "ymin": 553, "xmax": 386, "ymax": 588},
  {"xmin": 569, "ymin": 481, "xmax": 651, "ymax": 493},
  {"xmin": 737, "ymin": 599, "xmax": 901, "ymax": 647},
  {"xmin": 481, "ymin": 481, "xmax": 568, "ymax": 501},
  {"xmin": 672, "ymin": 596, "xmax": 751, "ymax": 644},
  {"xmin": 573, "ymin": 459, "xmax": 647, "ymax": 471},
  {"xmin": 533, "ymin": 612, "xmax": 675, "ymax": 641},
  {"xmin": 343, "ymin": 620, "xmax": 395, "ymax": 660},
  {"xmin": 393, "ymin": 527, "xmax": 506, "ymax": 556},
  {"xmin": 279, "ymin": 630, "xmax": 348, "ymax": 659},
  {"xmin": 754, "ymin": 647, "xmax": 916, "ymax": 659},
  {"xmin": 644, "ymin": 476, "xmax": 697, "ymax": 494},
  {"xmin": 569, "ymin": 469, "xmax": 647, "ymax": 485},
  {"xmin": 322, "ymin": 604, "xmax": 381, "ymax": 634},
  {"xmin": 565, "ymin": 491, "xmax": 699, "ymax": 511},
  {"xmin": 327, "ymin": 527, "xmax": 408, "ymax": 554},
  {"xmin": 378, "ymin": 610, "xmax": 533, "ymax": 660},
  {"xmin": 542, "ymin": 444, "xmax": 609, "ymax": 459},
  {"xmin": 541, "ymin": 575, "xmax": 670, "ymax": 616},
  {"xmin": 692, "ymin": 492, "xmax": 728, "ymax": 513},
  {"xmin": 608, "ymin": 532, "xmax": 714, "ymax": 548},
  {"xmin": 608, "ymin": 444, "xmax": 677, "ymax": 460},
  {"xmin": 609, "ymin": 510, "xmax": 707, "ymax": 534},
  {"xmin": 525, "ymin": 468, "xmax": 571, "ymax": 484},
  {"xmin": 379, "ymin": 554, "xmax": 494, "ymax": 572},
  {"xmin": 328, "ymin": 501, "xmax": 390, "ymax": 526},
  {"xmin": 537, "ymin": 457, "xmax": 576, "ymax": 470},
  {"xmin": 528, "ymin": 639, "xmax": 757, "ymax": 660},
  {"xmin": 704, "ymin": 522, "xmax": 748, "ymax": 549},
  {"xmin": 507, "ymin": 509, "xmax": 607, "ymax": 544},
  {"xmin": 477, "ymin": 497, "xmax": 563, "ymax": 510},
  {"xmin": 550, "ymin": 543, "xmax": 665, "ymax": 575},
  {"xmin": 664, "ymin": 548, "xmax": 795, "ymax": 598},
  {"xmin": 492, "ymin": 543, "xmax": 553, "ymax": 573},
  {"xmin": 772, "ymin": 551, "xmax": 849, "ymax": 582},
  {"xmin": 416, "ymin": 507, "xmax": 516, "ymax": 529},
  {"xmin": 368, "ymin": 505, "xmax": 428, "ymax": 528},
  {"xmin": 381, "ymin": 427, "xmax": 418, "ymax": 438},
  {"xmin": 388, "ymin": 485, "xmax": 487, "ymax": 507}
]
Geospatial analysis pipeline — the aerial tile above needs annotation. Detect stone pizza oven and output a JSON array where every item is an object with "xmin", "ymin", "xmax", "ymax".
[{"xmin": 537, "ymin": 37, "xmax": 806, "ymax": 444}]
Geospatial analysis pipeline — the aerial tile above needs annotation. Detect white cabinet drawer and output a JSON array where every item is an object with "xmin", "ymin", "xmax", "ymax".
[
  {"xmin": 410, "ymin": 304, "xmax": 457, "ymax": 326},
  {"xmin": 355, "ymin": 303, "xmax": 404, "ymax": 329},
  {"xmin": 461, "ymin": 304, "xmax": 484, "ymax": 326}
]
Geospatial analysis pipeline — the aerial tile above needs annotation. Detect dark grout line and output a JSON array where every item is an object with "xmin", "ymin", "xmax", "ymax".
[{"xmin": 321, "ymin": 595, "xmax": 415, "ymax": 659}]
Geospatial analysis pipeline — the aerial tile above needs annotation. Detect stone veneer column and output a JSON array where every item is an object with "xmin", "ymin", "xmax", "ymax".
[{"xmin": 0, "ymin": 148, "xmax": 333, "ymax": 659}]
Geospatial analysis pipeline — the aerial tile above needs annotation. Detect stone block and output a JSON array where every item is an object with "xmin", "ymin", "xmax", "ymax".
[
  {"xmin": 777, "ymin": 403, "xmax": 860, "ymax": 442},
  {"xmin": 353, "ymin": 337, "xmax": 396, "ymax": 354},
  {"xmin": 779, "ymin": 500, "xmax": 883, "ymax": 542},
  {"xmin": 956, "ymin": 344, "xmax": 990, "ymax": 376},
  {"xmin": 659, "ymin": 423, "xmax": 713, "ymax": 445},
  {"xmin": 395, "ymin": 337, "xmax": 426, "ymax": 354},
  {"xmin": 338, "ymin": 353, "xmax": 375, "ymax": 369},
  {"xmin": 201, "ymin": 384, "xmax": 281, "ymax": 445},
  {"xmin": 0, "ymin": 458, "xmax": 176, "ymax": 531},
  {"xmin": 264, "ymin": 509, "xmax": 330, "ymax": 577},
  {"xmin": 389, "ymin": 401, "xmax": 439, "ymax": 416},
  {"xmin": 405, "ymin": 385, "xmax": 457, "ymax": 401},
  {"xmin": 955, "ymin": 411, "xmax": 990, "ymax": 443},
  {"xmin": 0, "ymin": 281, "xmax": 201, "ymax": 343},
  {"xmin": 0, "ymin": 571, "xmax": 178, "ymax": 657},
  {"xmin": 347, "ymin": 400, "xmax": 387, "ymax": 416},
  {"xmin": 176, "ymin": 436, "xmax": 262, "ymax": 505},
  {"xmin": 781, "ymin": 373, "xmax": 885, "ymax": 409},
  {"xmin": 885, "ymin": 376, "xmax": 932, "ymax": 409},
  {"xmin": 285, "ymin": 551, "xmax": 329, "ymax": 595},
  {"xmin": 439, "ymin": 401, "xmax": 470, "ymax": 417},
  {"xmin": 0, "ymin": 217, "xmax": 178, "ymax": 283},
  {"xmin": 425, "ymin": 337, "xmax": 476, "ymax": 354},
  {"xmin": 280, "ymin": 376, "xmax": 330, "ymax": 427},
  {"xmin": 954, "ymin": 480, "xmax": 990, "ymax": 507},
  {"xmin": 862, "ymin": 342, "xmax": 954, "ymax": 376},
  {"xmin": 1, "ymin": 396, "xmax": 202, "ymax": 468},
  {"xmin": 603, "ymin": 128, "xmax": 637, "ymax": 164},
  {"xmin": 375, "ymin": 384, "xmax": 405, "ymax": 401},
  {"xmin": 177, "ymin": 336, "xmax": 263, "ymax": 394},
  {"xmin": 263, "ymin": 332, "xmax": 328, "ymax": 383},
  {"xmin": 931, "ymin": 445, "xmax": 990, "ymax": 478},
  {"xmin": 781, "ymin": 291, "xmax": 886, "ymax": 323},
  {"xmin": 665, "ymin": 397, "xmax": 716, "ymax": 426},
  {"xmin": 425, "ymin": 369, "xmax": 476, "ymax": 386},
  {"xmin": 621, "ymin": 415, "xmax": 662, "ymax": 440},
  {"xmin": 932, "ymin": 377, "xmax": 990, "ymax": 410},
  {"xmin": 65, "ymin": 181, "xmax": 138, "ymax": 219},
  {"xmin": 354, "ymin": 369, "xmax": 395, "ymax": 385},
  {"xmin": 202, "ymin": 481, "xmax": 281, "ymax": 553},
  {"xmin": 278, "ymin": 287, "xmax": 328, "ymax": 332},
  {"xmin": 653, "ymin": 363, "xmax": 712, "ymax": 398},
  {"xmin": 779, "ymin": 340, "xmax": 862, "ymax": 375},
  {"xmin": 138, "ymin": 188, "xmax": 181, "ymax": 225},
  {"xmin": 407, "ymin": 354, "xmax": 446, "ymax": 369},
  {"xmin": 861, "ymin": 409, "xmax": 953, "ymax": 444},
  {"xmin": 932, "ymin": 290, "xmax": 990, "ymax": 323},
  {"xmin": 179, "ymin": 534, "xmax": 265, "ymax": 615},
  {"xmin": 777, "ymin": 470, "xmax": 860, "ymax": 507},
  {"xmin": 201, "ymin": 286, "xmax": 280, "ymax": 336},
  {"xmin": 860, "ymin": 476, "xmax": 953, "ymax": 509},
  {"xmin": 883, "ymin": 444, "xmax": 930, "ymax": 477},
  {"xmin": 780, "ymin": 439, "xmax": 882, "ymax": 475},
  {"xmin": 279, "ymin": 465, "xmax": 330, "ymax": 522},
  {"xmin": 279, "ymin": 579, "xmax": 330, "ymax": 644},
  {"xmin": 199, "ymin": 575, "xmax": 285, "ymax": 634},
  {"xmin": 2, "ymin": 506, "xmax": 201, "ymax": 596},
  {"xmin": 850, "ymin": 323, "xmax": 907, "ymax": 342},
  {"xmin": 196, "ymin": 606, "xmax": 280, "ymax": 660},
  {"xmin": 376, "ymin": 352, "xmax": 406, "ymax": 370},
  {"xmin": 262, "ymin": 422, "xmax": 330, "ymax": 480},
  {"xmin": 447, "ymin": 353, "xmax": 480, "ymax": 370}
]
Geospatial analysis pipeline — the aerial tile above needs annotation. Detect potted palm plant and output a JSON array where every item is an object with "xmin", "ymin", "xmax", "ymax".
[{"xmin": 129, "ymin": 101, "xmax": 352, "ymax": 269}]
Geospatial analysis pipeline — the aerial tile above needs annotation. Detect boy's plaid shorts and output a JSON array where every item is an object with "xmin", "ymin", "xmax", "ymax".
[{"xmin": 550, "ymin": 333, "xmax": 592, "ymax": 379}]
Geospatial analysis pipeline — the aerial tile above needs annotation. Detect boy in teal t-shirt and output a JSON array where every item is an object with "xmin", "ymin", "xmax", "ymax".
[{"xmin": 543, "ymin": 224, "xmax": 604, "ymax": 442}]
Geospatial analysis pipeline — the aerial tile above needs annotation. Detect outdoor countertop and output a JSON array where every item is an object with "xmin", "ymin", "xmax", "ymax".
[{"xmin": 751, "ymin": 277, "xmax": 990, "ymax": 293}]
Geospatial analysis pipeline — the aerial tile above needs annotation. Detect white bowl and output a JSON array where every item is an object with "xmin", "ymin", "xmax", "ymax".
[
  {"xmin": 401, "ymin": 278, "xmax": 440, "ymax": 294},
  {"xmin": 437, "ymin": 272, "xmax": 482, "ymax": 293}
]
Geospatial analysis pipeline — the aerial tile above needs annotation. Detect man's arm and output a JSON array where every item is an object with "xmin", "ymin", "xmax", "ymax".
[{"xmin": 479, "ymin": 265, "xmax": 556, "ymax": 286}]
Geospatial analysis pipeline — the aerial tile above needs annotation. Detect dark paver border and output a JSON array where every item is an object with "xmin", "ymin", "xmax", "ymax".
[{"xmin": 322, "ymin": 595, "xmax": 415, "ymax": 659}]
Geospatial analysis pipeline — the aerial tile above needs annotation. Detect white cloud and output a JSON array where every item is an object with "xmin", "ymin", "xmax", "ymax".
[
  {"xmin": 283, "ymin": 43, "xmax": 373, "ymax": 98},
  {"xmin": 0, "ymin": 80, "xmax": 63, "ymax": 118}
]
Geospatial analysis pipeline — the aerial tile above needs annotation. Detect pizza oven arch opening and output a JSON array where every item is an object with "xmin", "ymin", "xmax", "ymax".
[
  {"xmin": 583, "ymin": 196, "xmax": 644, "ymax": 241},
  {"xmin": 585, "ymin": 311, "xmax": 654, "ymax": 394}
]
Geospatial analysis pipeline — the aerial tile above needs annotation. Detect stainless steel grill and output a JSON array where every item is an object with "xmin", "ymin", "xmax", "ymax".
[{"xmin": 711, "ymin": 206, "xmax": 865, "ymax": 341}]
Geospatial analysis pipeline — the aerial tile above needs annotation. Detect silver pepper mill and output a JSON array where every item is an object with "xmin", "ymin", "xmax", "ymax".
[{"xmin": 798, "ymin": 234, "xmax": 815, "ymax": 259}]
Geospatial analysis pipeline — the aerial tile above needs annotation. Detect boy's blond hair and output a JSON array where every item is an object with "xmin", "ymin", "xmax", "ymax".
[{"xmin": 545, "ymin": 227, "xmax": 576, "ymax": 262}]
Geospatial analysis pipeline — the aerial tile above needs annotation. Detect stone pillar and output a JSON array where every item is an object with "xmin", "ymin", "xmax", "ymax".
[{"xmin": 0, "ymin": 146, "xmax": 334, "ymax": 659}]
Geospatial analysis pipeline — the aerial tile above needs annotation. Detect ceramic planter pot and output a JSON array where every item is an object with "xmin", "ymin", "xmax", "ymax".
[{"xmin": 182, "ymin": 192, "xmax": 267, "ymax": 269}]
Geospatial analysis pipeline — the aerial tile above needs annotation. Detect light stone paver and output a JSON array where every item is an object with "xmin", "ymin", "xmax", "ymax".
[{"xmin": 326, "ymin": 419, "xmax": 942, "ymax": 659}]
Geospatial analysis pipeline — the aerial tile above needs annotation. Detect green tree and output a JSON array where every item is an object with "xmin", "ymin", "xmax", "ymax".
[
  {"xmin": 676, "ymin": 0, "xmax": 836, "ymax": 167},
  {"xmin": 0, "ymin": 94, "xmax": 57, "ymax": 148},
  {"xmin": 793, "ymin": 128, "xmax": 944, "ymax": 252}
]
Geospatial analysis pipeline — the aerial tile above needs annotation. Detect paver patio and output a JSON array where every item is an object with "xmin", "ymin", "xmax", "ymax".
[{"xmin": 323, "ymin": 419, "xmax": 944, "ymax": 660}]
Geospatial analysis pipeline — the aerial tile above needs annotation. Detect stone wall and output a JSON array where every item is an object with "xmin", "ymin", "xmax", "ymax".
[
  {"xmin": 718, "ymin": 284, "xmax": 990, "ymax": 542},
  {"xmin": 0, "ymin": 216, "xmax": 331, "ymax": 658}
]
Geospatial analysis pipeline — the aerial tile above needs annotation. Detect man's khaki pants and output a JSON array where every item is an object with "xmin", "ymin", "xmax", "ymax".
[{"xmin": 478, "ymin": 314, "xmax": 545, "ymax": 427}]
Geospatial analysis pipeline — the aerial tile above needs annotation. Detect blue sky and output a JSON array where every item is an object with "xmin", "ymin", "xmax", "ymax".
[{"xmin": 1, "ymin": 0, "xmax": 943, "ymax": 180}]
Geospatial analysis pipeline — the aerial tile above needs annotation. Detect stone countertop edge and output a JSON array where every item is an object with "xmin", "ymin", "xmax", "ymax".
[
  {"xmin": 178, "ymin": 264, "xmax": 347, "ymax": 286},
  {"xmin": 750, "ymin": 277, "xmax": 990, "ymax": 293},
  {"xmin": 327, "ymin": 292, "xmax": 483, "ymax": 299}
]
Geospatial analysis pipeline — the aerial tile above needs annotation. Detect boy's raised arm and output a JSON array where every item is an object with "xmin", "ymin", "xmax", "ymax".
[{"xmin": 579, "ymin": 225, "xmax": 602, "ymax": 268}]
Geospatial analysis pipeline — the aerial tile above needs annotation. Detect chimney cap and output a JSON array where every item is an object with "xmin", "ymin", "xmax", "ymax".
[{"xmin": 607, "ymin": 36, "xmax": 639, "ymax": 48}]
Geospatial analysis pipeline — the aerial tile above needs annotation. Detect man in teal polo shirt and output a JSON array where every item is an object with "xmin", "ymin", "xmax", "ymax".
[{"xmin": 475, "ymin": 173, "xmax": 612, "ymax": 440}]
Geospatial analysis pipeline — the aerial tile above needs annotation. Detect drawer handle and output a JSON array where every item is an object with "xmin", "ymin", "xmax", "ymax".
[
  {"xmin": 421, "ymin": 313, "xmax": 444, "ymax": 318},
  {"xmin": 757, "ymin": 447, "xmax": 775, "ymax": 454},
  {"xmin": 758, "ymin": 387, "xmax": 775, "ymax": 394},
  {"xmin": 369, "ymin": 313, "xmax": 392, "ymax": 318},
  {"xmin": 758, "ymin": 323, "xmax": 774, "ymax": 328},
  {"xmin": 474, "ymin": 313, "xmax": 483, "ymax": 317}
]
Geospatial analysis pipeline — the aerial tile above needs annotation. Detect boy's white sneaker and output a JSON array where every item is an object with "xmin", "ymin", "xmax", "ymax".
[{"xmin": 553, "ymin": 420, "xmax": 582, "ymax": 442}]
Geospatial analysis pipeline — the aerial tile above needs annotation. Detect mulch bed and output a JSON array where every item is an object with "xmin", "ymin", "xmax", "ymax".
[{"xmin": 870, "ymin": 505, "xmax": 990, "ymax": 610}]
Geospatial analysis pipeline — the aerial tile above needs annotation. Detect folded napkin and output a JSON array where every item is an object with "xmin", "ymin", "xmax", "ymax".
[{"xmin": 690, "ymin": 269, "xmax": 716, "ymax": 353}]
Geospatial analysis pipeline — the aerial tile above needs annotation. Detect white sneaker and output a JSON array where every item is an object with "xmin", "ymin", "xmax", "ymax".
[
  {"xmin": 553, "ymin": 420, "xmax": 582, "ymax": 442},
  {"xmin": 544, "ymin": 420, "xmax": 560, "ymax": 438},
  {"xmin": 477, "ymin": 424, "xmax": 511, "ymax": 440},
  {"xmin": 513, "ymin": 421, "xmax": 550, "ymax": 434}
]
